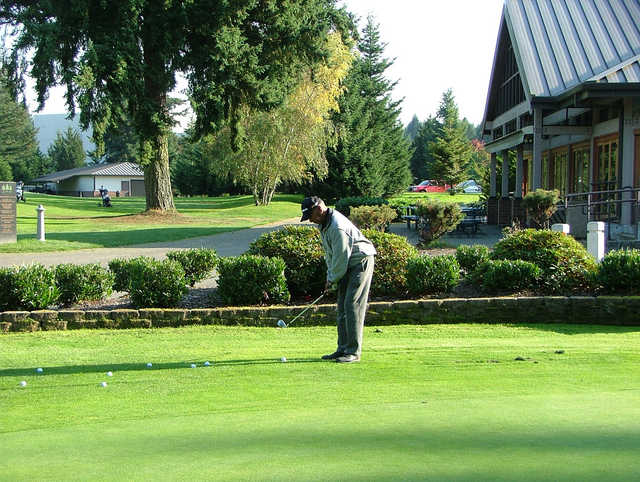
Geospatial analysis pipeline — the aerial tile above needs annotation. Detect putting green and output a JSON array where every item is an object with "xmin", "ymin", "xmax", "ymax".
[{"xmin": 1, "ymin": 324, "xmax": 639, "ymax": 481}]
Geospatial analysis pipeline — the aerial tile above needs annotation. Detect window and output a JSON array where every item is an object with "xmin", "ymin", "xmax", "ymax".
[
  {"xmin": 541, "ymin": 152, "xmax": 549, "ymax": 189},
  {"xmin": 594, "ymin": 135, "xmax": 618, "ymax": 191},
  {"xmin": 549, "ymin": 148, "xmax": 568, "ymax": 195},
  {"xmin": 635, "ymin": 132, "xmax": 640, "ymax": 188},
  {"xmin": 570, "ymin": 144, "xmax": 590, "ymax": 194}
]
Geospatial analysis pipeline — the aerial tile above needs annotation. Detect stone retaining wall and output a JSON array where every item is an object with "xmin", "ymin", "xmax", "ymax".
[{"xmin": 2, "ymin": 296, "xmax": 639, "ymax": 333}]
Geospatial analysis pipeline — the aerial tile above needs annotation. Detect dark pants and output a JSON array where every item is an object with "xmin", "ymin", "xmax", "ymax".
[{"xmin": 336, "ymin": 255, "xmax": 375, "ymax": 357}]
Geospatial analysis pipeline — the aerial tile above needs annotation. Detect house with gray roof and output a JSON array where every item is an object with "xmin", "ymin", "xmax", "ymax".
[
  {"xmin": 31, "ymin": 162, "xmax": 145, "ymax": 198},
  {"xmin": 482, "ymin": 0, "xmax": 640, "ymax": 239}
]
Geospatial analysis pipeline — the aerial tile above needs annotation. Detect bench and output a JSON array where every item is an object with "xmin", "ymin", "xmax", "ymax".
[
  {"xmin": 401, "ymin": 205, "xmax": 419, "ymax": 229},
  {"xmin": 456, "ymin": 207, "xmax": 485, "ymax": 236}
]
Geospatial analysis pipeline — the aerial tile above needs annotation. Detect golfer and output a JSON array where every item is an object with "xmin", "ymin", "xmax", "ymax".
[{"xmin": 300, "ymin": 196, "xmax": 376, "ymax": 363}]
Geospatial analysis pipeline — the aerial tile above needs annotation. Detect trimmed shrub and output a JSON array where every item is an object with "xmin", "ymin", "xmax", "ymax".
[
  {"xmin": 109, "ymin": 257, "xmax": 136, "ymax": 292},
  {"xmin": 475, "ymin": 259, "xmax": 542, "ymax": 294},
  {"xmin": 363, "ymin": 229, "xmax": 418, "ymax": 297},
  {"xmin": 248, "ymin": 226, "xmax": 325, "ymax": 296},
  {"xmin": 349, "ymin": 205, "xmax": 397, "ymax": 232},
  {"xmin": 127, "ymin": 258, "xmax": 188, "ymax": 308},
  {"xmin": 407, "ymin": 255, "xmax": 460, "ymax": 296},
  {"xmin": 335, "ymin": 197, "xmax": 388, "ymax": 218},
  {"xmin": 491, "ymin": 229, "xmax": 596, "ymax": 294},
  {"xmin": 456, "ymin": 244, "xmax": 491, "ymax": 274},
  {"xmin": 166, "ymin": 248, "xmax": 218, "ymax": 287},
  {"xmin": 12, "ymin": 263, "xmax": 60, "ymax": 310},
  {"xmin": 522, "ymin": 189, "xmax": 560, "ymax": 228},
  {"xmin": 55, "ymin": 263, "xmax": 114, "ymax": 306},
  {"xmin": 0, "ymin": 267, "xmax": 18, "ymax": 311},
  {"xmin": 414, "ymin": 199, "xmax": 465, "ymax": 243},
  {"xmin": 595, "ymin": 249, "xmax": 640, "ymax": 294},
  {"xmin": 217, "ymin": 255, "xmax": 290, "ymax": 306}
]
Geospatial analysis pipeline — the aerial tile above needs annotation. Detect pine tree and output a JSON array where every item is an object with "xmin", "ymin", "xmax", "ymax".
[
  {"xmin": 409, "ymin": 116, "xmax": 439, "ymax": 182},
  {"xmin": 316, "ymin": 15, "xmax": 412, "ymax": 201},
  {"xmin": 48, "ymin": 127, "xmax": 86, "ymax": 171},
  {"xmin": 404, "ymin": 115, "xmax": 420, "ymax": 141}
]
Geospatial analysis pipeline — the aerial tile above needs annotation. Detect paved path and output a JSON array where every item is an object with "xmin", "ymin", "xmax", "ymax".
[{"xmin": 0, "ymin": 218, "xmax": 503, "ymax": 268}]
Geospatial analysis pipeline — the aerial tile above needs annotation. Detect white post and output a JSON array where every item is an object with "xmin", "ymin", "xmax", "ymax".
[
  {"xmin": 587, "ymin": 221, "xmax": 605, "ymax": 262},
  {"xmin": 37, "ymin": 204, "xmax": 45, "ymax": 241},
  {"xmin": 551, "ymin": 223, "xmax": 570, "ymax": 235}
]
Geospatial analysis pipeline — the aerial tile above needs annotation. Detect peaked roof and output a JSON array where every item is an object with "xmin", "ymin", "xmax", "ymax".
[
  {"xmin": 32, "ymin": 162, "xmax": 144, "ymax": 183},
  {"xmin": 484, "ymin": 0, "xmax": 640, "ymax": 122}
]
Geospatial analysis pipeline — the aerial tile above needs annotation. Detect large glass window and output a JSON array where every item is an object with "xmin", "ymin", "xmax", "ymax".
[
  {"xmin": 570, "ymin": 144, "xmax": 590, "ymax": 194},
  {"xmin": 550, "ymin": 148, "xmax": 568, "ymax": 195},
  {"xmin": 594, "ymin": 135, "xmax": 618, "ymax": 191},
  {"xmin": 541, "ymin": 152, "xmax": 549, "ymax": 189}
]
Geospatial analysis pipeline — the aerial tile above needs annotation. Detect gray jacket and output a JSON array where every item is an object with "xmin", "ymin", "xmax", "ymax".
[{"xmin": 319, "ymin": 209, "xmax": 376, "ymax": 284}]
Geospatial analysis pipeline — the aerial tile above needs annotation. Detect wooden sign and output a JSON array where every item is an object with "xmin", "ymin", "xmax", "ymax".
[{"xmin": 0, "ymin": 181, "xmax": 17, "ymax": 244}]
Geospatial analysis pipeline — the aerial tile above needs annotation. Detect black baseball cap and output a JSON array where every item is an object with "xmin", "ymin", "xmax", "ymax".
[{"xmin": 300, "ymin": 196, "xmax": 322, "ymax": 221}]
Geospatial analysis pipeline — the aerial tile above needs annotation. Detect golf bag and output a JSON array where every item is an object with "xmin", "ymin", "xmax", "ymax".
[
  {"xmin": 16, "ymin": 183, "xmax": 25, "ymax": 203},
  {"xmin": 99, "ymin": 188, "xmax": 112, "ymax": 208}
]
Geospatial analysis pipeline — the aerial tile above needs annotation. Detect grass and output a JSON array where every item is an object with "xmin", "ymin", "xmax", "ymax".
[
  {"xmin": 388, "ymin": 192, "xmax": 481, "ymax": 205},
  {"xmin": 3, "ymin": 193, "xmax": 303, "ymax": 253},
  {"xmin": 1, "ymin": 323, "xmax": 639, "ymax": 481}
]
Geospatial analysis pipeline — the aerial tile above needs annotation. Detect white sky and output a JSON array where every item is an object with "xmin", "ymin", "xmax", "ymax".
[{"xmin": 26, "ymin": 0, "xmax": 505, "ymax": 128}]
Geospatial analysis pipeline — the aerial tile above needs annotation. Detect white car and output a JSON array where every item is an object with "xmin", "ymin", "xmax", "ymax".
[{"xmin": 456, "ymin": 180, "xmax": 482, "ymax": 194}]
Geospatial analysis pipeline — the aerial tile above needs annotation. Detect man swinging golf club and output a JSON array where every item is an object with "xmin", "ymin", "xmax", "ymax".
[{"xmin": 300, "ymin": 196, "xmax": 376, "ymax": 363}]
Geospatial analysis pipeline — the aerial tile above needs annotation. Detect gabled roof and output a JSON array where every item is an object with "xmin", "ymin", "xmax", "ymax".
[
  {"xmin": 32, "ymin": 162, "xmax": 144, "ymax": 183},
  {"xmin": 483, "ymin": 0, "xmax": 640, "ymax": 123}
]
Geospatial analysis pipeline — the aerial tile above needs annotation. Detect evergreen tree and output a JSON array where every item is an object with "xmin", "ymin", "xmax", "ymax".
[
  {"xmin": 0, "ymin": 157, "xmax": 11, "ymax": 180},
  {"xmin": 0, "ymin": 81, "xmax": 38, "ymax": 181},
  {"xmin": 404, "ymin": 115, "xmax": 420, "ymax": 141},
  {"xmin": 409, "ymin": 116, "xmax": 439, "ymax": 182},
  {"xmin": 428, "ymin": 89, "xmax": 473, "ymax": 187},
  {"xmin": 48, "ymin": 127, "xmax": 86, "ymax": 171},
  {"xmin": 316, "ymin": 15, "xmax": 412, "ymax": 201}
]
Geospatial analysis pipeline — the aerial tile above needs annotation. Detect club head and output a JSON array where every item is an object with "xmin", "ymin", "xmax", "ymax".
[{"xmin": 277, "ymin": 319, "xmax": 287, "ymax": 328}]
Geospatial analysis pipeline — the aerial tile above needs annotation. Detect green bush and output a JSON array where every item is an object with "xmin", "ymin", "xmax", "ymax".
[
  {"xmin": 522, "ymin": 189, "xmax": 560, "ymax": 229},
  {"xmin": 335, "ymin": 197, "xmax": 388, "ymax": 218},
  {"xmin": 407, "ymin": 255, "xmax": 460, "ymax": 296},
  {"xmin": 595, "ymin": 249, "xmax": 640, "ymax": 294},
  {"xmin": 127, "ymin": 258, "xmax": 188, "ymax": 308},
  {"xmin": 248, "ymin": 226, "xmax": 325, "ymax": 296},
  {"xmin": 55, "ymin": 263, "xmax": 114, "ymax": 306},
  {"xmin": 0, "ymin": 267, "xmax": 18, "ymax": 311},
  {"xmin": 414, "ymin": 199, "xmax": 465, "ymax": 243},
  {"xmin": 363, "ymin": 229, "xmax": 418, "ymax": 297},
  {"xmin": 109, "ymin": 257, "xmax": 135, "ymax": 292},
  {"xmin": 491, "ymin": 229, "xmax": 596, "ymax": 294},
  {"xmin": 456, "ymin": 244, "xmax": 491, "ymax": 274},
  {"xmin": 349, "ymin": 205, "xmax": 397, "ymax": 232},
  {"xmin": 475, "ymin": 259, "xmax": 542, "ymax": 294},
  {"xmin": 166, "ymin": 248, "xmax": 218, "ymax": 287},
  {"xmin": 12, "ymin": 263, "xmax": 60, "ymax": 310},
  {"xmin": 217, "ymin": 255, "xmax": 290, "ymax": 306}
]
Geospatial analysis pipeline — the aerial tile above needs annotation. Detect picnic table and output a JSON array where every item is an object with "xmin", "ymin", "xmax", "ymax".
[{"xmin": 455, "ymin": 206, "xmax": 486, "ymax": 235}]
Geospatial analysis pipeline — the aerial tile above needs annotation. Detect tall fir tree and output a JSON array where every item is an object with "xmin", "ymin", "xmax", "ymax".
[
  {"xmin": 404, "ymin": 115, "xmax": 420, "ymax": 141},
  {"xmin": 428, "ymin": 89, "xmax": 473, "ymax": 187},
  {"xmin": 315, "ymin": 14, "xmax": 412, "ymax": 201},
  {"xmin": 409, "ymin": 115, "xmax": 439, "ymax": 182},
  {"xmin": 48, "ymin": 127, "xmax": 86, "ymax": 171}
]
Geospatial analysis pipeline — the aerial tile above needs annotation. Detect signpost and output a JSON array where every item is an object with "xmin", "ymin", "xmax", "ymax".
[{"xmin": 0, "ymin": 181, "xmax": 17, "ymax": 244}]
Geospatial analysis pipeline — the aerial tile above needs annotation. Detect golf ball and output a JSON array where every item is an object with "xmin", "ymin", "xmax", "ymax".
[
  {"xmin": 106, "ymin": 371, "xmax": 113, "ymax": 377},
  {"xmin": 146, "ymin": 362, "xmax": 153, "ymax": 368},
  {"xmin": 20, "ymin": 380, "xmax": 27, "ymax": 387},
  {"xmin": 36, "ymin": 367, "xmax": 43, "ymax": 373},
  {"xmin": 204, "ymin": 361, "xmax": 211, "ymax": 366},
  {"xmin": 190, "ymin": 363, "xmax": 196, "ymax": 368},
  {"xmin": 277, "ymin": 320, "xmax": 286, "ymax": 328},
  {"xmin": 101, "ymin": 382, "xmax": 107, "ymax": 387},
  {"xmin": 281, "ymin": 357, "xmax": 287, "ymax": 363}
]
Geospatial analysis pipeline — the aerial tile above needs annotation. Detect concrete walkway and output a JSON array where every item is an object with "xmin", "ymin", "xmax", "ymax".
[{"xmin": 0, "ymin": 218, "xmax": 504, "ymax": 268}]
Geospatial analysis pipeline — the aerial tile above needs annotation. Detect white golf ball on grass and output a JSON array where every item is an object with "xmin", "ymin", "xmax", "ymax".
[
  {"xmin": 100, "ymin": 382, "xmax": 107, "ymax": 387},
  {"xmin": 20, "ymin": 380, "xmax": 27, "ymax": 387},
  {"xmin": 106, "ymin": 371, "xmax": 113, "ymax": 377},
  {"xmin": 190, "ymin": 363, "xmax": 197, "ymax": 368},
  {"xmin": 36, "ymin": 367, "xmax": 43, "ymax": 373},
  {"xmin": 146, "ymin": 362, "xmax": 153, "ymax": 368},
  {"xmin": 204, "ymin": 361, "xmax": 211, "ymax": 366},
  {"xmin": 280, "ymin": 357, "xmax": 287, "ymax": 363}
]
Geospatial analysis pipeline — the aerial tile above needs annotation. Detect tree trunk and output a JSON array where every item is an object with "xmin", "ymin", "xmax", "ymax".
[{"xmin": 144, "ymin": 132, "xmax": 175, "ymax": 211}]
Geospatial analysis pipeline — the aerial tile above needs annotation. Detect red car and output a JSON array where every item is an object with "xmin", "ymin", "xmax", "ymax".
[{"xmin": 410, "ymin": 180, "xmax": 449, "ymax": 193}]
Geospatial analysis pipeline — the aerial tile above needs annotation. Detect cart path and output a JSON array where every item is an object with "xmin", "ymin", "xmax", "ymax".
[{"xmin": 0, "ymin": 217, "xmax": 305, "ymax": 267}]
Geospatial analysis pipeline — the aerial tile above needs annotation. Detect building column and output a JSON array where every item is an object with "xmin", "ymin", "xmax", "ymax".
[
  {"xmin": 487, "ymin": 152, "xmax": 498, "ymax": 225},
  {"xmin": 532, "ymin": 107, "xmax": 543, "ymax": 190},
  {"xmin": 499, "ymin": 149, "xmax": 512, "ymax": 225},
  {"xmin": 513, "ymin": 144, "xmax": 525, "ymax": 223},
  {"xmin": 621, "ymin": 98, "xmax": 635, "ymax": 226}
]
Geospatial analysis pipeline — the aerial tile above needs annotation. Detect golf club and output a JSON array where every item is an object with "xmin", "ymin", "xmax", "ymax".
[{"xmin": 277, "ymin": 292, "xmax": 326, "ymax": 328}]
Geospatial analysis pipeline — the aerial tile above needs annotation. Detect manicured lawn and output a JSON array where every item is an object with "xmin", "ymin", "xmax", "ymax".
[
  {"xmin": 2, "ymin": 323, "xmax": 639, "ymax": 480},
  {"xmin": 388, "ymin": 191, "xmax": 481, "ymax": 205},
  {"xmin": 3, "ymin": 193, "xmax": 303, "ymax": 253}
]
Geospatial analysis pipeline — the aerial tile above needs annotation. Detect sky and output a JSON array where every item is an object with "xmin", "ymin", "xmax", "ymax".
[{"xmin": 25, "ymin": 0, "xmax": 506, "ymax": 128}]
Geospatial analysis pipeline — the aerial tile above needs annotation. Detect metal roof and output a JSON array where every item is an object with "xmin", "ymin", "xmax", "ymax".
[
  {"xmin": 504, "ymin": 0, "xmax": 640, "ymax": 97},
  {"xmin": 32, "ymin": 162, "xmax": 144, "ymax": 183}
]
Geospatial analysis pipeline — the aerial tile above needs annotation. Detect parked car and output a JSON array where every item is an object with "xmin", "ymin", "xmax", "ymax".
[
  {"xmin": 409, "ymin": 180, "xmax": 449, "ymax": 193},
  {"xmin": 456, "ymin": 180, "xmax": 482, "ymax": 194}
]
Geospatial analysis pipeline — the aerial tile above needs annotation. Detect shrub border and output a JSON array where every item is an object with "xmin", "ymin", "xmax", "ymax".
[{"xmin": 1, "ymin": 296, "xmax": 639, "ymax": 333}]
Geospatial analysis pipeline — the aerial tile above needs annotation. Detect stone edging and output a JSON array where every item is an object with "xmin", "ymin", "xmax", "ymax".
[{"xmin": 2, "ymin": 296, "xmax": 639, "ymax": 333}]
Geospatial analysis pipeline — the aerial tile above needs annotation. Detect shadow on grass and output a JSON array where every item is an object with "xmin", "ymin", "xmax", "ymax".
[
  {"xmin": 0, "ymin": 357, "xmax": 323, "ymax": 378},
  {"xmin": 506, "ymin": 322, "xmax": 640, "ymax": 336}
]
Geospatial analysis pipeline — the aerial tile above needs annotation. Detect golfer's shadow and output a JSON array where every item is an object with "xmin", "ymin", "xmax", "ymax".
[{"xmin": 0, "ymin": 358, "xmax": 323, "ymax": 378}]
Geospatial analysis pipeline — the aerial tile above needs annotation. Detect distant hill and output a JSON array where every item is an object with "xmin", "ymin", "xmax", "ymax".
[{"xmin": 32, "ymin": 114, "xmax": 95, "ymax": 160}]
